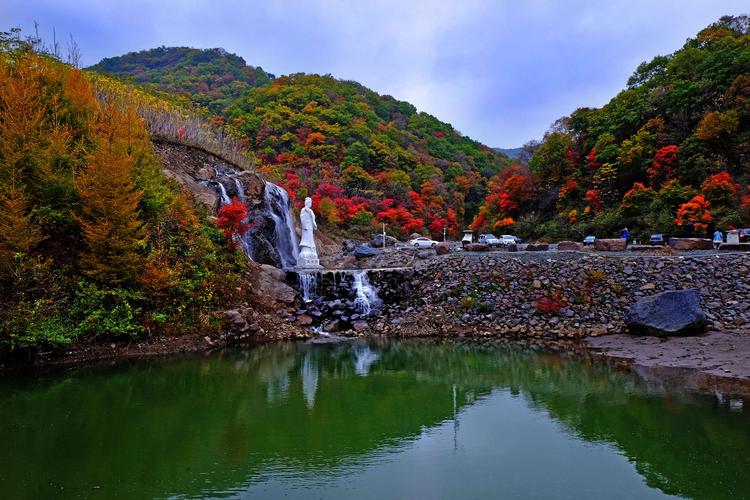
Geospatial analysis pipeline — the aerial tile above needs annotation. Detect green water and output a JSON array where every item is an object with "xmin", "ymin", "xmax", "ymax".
[{"xmin": 1, "ymin": 340, "xmax": 748, "ymax": 499}]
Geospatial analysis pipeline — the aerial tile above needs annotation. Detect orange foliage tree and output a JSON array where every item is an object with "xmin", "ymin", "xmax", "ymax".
[
  {"xmin": 675, "ymin": 195, "xmax": 712, "ymax": 233},
  {"xmin": 700, "ymin": 171, "xmax": 738, "ymax": 206}
]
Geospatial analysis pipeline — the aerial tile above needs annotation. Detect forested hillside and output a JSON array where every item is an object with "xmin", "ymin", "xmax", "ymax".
[
  {"xmin": 0, "ymin": 36, "xmax": 249, "ymax": 351},
  {"xmin": 517, "ymin": 15, "xmax": 750, "ymax": 240},
  {"xmin": 92, "ymin": 48, "xmax": 514, "ymax": 239},
  {"xmin": 226, "ymin": 74, "xmax": 513, "ymax": 238},
  {"xmin": 89, "ymin": 47, "xmax": 274, "ymax": 114}
]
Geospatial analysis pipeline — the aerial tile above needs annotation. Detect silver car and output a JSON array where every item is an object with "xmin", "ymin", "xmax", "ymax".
[{"xmin": 409, "ymin": 237, "xmax": 438, "ymax": 248}]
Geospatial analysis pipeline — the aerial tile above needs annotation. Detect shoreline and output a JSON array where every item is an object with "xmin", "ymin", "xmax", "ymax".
[{"xmin": 4, "ymin": 325, "xmax": 749, "ymax": 399}]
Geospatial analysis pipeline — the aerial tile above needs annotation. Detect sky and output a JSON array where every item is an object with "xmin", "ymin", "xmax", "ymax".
[{"xmin": 3, "ymin": 0, "xmax": 748, "ymax": 147}]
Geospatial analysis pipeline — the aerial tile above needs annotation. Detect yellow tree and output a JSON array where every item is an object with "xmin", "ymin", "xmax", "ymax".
[
  {"xmin": 0, "ymin": 181, "xmax": 43, "ymax": 267},
  {"xmin": 76, "ymin": 103, "xmax": 145, "ymax": 285}
]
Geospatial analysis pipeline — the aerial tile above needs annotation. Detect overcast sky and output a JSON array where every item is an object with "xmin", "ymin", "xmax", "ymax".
[{"xmin": 4, "ymin": 0, "xmax": 747, "ymax": 147}]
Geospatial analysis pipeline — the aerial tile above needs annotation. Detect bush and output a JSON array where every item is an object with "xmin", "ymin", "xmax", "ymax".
[{"xmin": 70, "ymin": 283, "xmax": 145, "ymax": 339}]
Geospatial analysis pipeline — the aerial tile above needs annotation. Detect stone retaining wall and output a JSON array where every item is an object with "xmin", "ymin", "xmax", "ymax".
[{"xmin": 366, "ymin": 253, "xmax": 750, "ymax": 338}]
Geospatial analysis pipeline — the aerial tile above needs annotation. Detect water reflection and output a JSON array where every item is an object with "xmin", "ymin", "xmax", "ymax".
[{"xmin": 0, "ymin": 340, "xmax": 747, "ymax": 499}]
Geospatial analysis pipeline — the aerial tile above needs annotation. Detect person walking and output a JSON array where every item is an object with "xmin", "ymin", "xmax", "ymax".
[
  {"xmin": 621, "ymin": 227, "xmax": 629, "ymax": 247},
  {"xmin": 713, "ymin": 229, "xmax": 723, "ymax": 250}
]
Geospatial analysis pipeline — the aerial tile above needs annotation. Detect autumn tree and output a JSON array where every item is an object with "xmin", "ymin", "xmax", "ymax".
[
  {"xmin": 647, "ymin": 145, "xmax": 679, "ymax": 186},
  {"xmin": 216, "ymin": 197, "xmax": 250, "ymax": 249},
  {"xmin": 76, "ymin": 104, "xmax": 146, "ymax": 285},
  {"xmin": 700, "ymin": 172, "xmax": 738, "ymax": 206},
  {"xmin": 0, "ymin": 182, "xmax": 43, "ymax": 267},
  {"xmin": 675, "ymin": 195, "xmax": 712, "ymax": 233}
]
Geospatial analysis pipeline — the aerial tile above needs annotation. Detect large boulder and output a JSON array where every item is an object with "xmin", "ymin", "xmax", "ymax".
[
  {"xmin": 669, "ymin": 238, "xmax": 713, "ymax": 250},
  {"xmin": 257, "ymin": 264, "xmax": 296, "ymax": 304},
  {"xmin": 525, "ymin": 243, "xmax": 549, "ymax": 251},
  {"xmin": 342, "ymin": 239, "xmax": 361, "ymax": 253},
  {"xmin": 464, "ymin": 243, "xmax": 489, "ymax": 252},
  {"xmin": 369, "ymin": 234, "xmax": 399, "ymax": 247},
  {"xmin": 354, "ymin": 245, "xmax": 380, "ymax": 259},
  {"xmin": 557, "ymin": 241, "xmax": 583, "ymax": 251},
  {"xmin": 625, "ymin": 289, "xmax": 707, "ymax": 336},
  {"xmin": 594, "ymin": 238, "xmax": 627, "ymax": 251},
  {"xmin": 435, "ymin": 243, "xmax": 451, "ymax": 255}
]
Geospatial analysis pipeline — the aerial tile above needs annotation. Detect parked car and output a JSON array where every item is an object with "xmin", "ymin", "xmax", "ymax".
[
  {"xmin": 409, "ymin": 236, "xmax": 438, "ymax": 248},
  {"xmin": 500, "ymin": 235, "xmax": 517, "ymax": 246},
  {"xmin": 649, "ymin": 234, "xmax": 669, "ymax": 246},
  {"xmin": 583, "ymin": 235, "xmax": 596, "ymax": 246},
  {"xmin": 739, "ymin": 229, "xmax": 750, "ymax": 243},
  {"xmin": 478, "ymin": 233, "xmax": 501, "ymax": 247},
  {"xmin": 461, "ymin": 230, "xmax": 474, "ymax": 247}
]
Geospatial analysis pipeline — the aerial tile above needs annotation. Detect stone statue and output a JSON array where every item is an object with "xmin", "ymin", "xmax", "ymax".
[{"xmin": 298, "ymin": 197, "xmax": 321, "ymax": 268}]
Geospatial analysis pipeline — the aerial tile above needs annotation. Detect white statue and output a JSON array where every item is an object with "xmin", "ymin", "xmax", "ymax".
[{"xmin": 298, "ymin": 197, "xmax": 321, "ymax": 268}]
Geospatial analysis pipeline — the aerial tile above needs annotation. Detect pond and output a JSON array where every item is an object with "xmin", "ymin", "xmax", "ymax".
[{"xmin": 0, "ymin": 339, "xmax": 748, "ymax": 499}]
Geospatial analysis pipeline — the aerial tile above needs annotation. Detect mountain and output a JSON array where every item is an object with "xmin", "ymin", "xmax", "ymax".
[
  {"xmin": 89, "ymin": 46, "xmax": 274, "ymax": 114},
  {"xmin": 91, "ymin": 48, "xmax": 514, "ymax": 238},
  {"xmin": 494, "ymin": 147, "xmax": 523, "ymax": 159},
  {"xmin": 512, "ymin": 15, "xmax": 750, "ymax": 240}
]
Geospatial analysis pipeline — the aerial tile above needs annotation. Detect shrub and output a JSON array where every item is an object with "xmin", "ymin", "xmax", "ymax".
[{"xmin": 535, "ymin": 291, "xmax": 567, "ymax": 315}]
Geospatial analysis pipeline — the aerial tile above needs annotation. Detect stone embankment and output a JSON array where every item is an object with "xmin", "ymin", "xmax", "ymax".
[{"xmin": 359, "ymin": 252, "xmax": 750, "ymax": 339}]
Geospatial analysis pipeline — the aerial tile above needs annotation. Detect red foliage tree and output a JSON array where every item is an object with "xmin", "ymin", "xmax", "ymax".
[
  {"xmin": 584, "ymin": 189, "xmax": 602, "ymax": 212},
  {"xmin": 587, "ymin": 147, "xmax": 602, "ymax": 169},
  {"xmin": 647, "ymin": 145, "xmax": 679, "ymax": 186},
  {"xmin": 216, "ymin": 197, "xmax": 250, "ymax": 249}
]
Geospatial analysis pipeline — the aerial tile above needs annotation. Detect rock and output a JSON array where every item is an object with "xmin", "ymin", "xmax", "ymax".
[
  {"xmin": 532, "ymin": 279, "xmax": 542, "ymax": 289},
  {"xmin": 557, "ymin": 241, "xmax": 582, "ymax": 251},
  {"xmin": 354, "ymin": 245, "xmax": 380, "ymax": 258},
  {"xmin": 464, "ymin": 243, "xmax": 489, "ymax": 252},
  {"xmin": 352, "ymin": 320, "xmax": 369, "ymax": 331},
  {"xmin": 525, "ymin": 243, "xmax": 549, "ymax": 251},
  {"xmin": 718, "ymin": 243, "xmax": 750, "ymax": 252},
  {"xmin": 640, "ymin": 283, "xmax": 656, "ymax": 291},
  {"xmin": 594, "ymin": 238, "xmax": 627, "ymax": 251},
  {"xmin": 369, "ymin": 234, "xmax": 398, "ymax": 247},
  {"xmin": 342, "ymin": 239, "xmax": 361, "ymax": 253},
  {"xmin": 416, "ymin": 249, "xmax": 434, "ymax": 259},
  {"xmin": 669, "ymin": 238, "xmax": 713, "ymax": 250},
  {"xmin": 297, "ymin": 314, "xmax": 313, "ymax": 326},
  {"xmin": 625, "ymin": 289, "xmax": 707, "ymax": 336},
  {"xmin": 257, "ymin": 264, "xmax": 296, "ymax": 304},
  {"xmin": 224, "ymin": 309, "xmax": 249, "ymax": 332},
  {"xmin": 323, "ymin": 319, "xmax": 341, "ymax": 332},
  {"xmin": 435, "ymin": 243, "xmax": 451, "ymax": 255}
]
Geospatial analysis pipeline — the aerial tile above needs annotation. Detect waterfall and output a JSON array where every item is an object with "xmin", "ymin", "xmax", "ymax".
[
  {"xmin": 233, "ymin": 178, "xmax": 246, "ymax": 202},
  {"xmin": 352, "ymin": 271, "xmax": 382, "ymax": 316},
  {"xmin": 214, "ymin": 181, "xmax": 231, "ymax": 204},
  {"xmin": 202, "ymin": 162, "xmax": 299, "ymax": 269},
  {"xmin": 298, "ymin": 272, "xmax": 317, "ymax": 302},
  {"xmin": 263, "ymin": 181, "xmax": 299, "ymax": 269}
]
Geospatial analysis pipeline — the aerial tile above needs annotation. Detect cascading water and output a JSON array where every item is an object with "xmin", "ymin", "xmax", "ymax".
[
  {"xmin": 298, "ymin": 272, "xmax": 317, "ymax": 302},
  {"xmin": 352, "ymin": 271, "xmax": 382, "ymax": 316},
  {"xmin": 262, "ymin": 181, "xmax": 299, "ymax": 269},
  {"xmin": 201, "ymin": 162, "xmax": 299, "ymax": 269}
]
